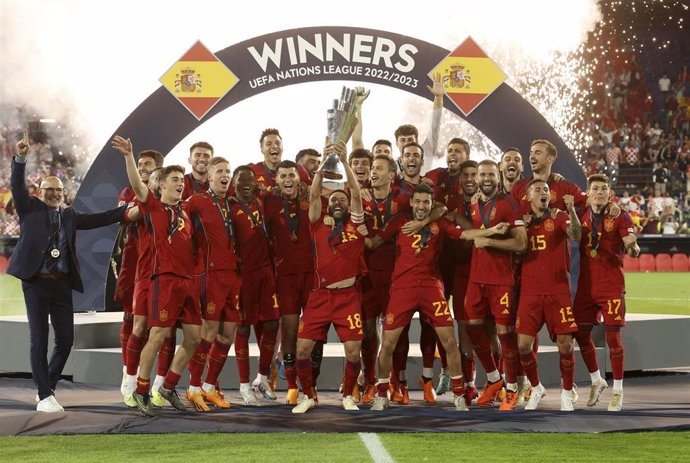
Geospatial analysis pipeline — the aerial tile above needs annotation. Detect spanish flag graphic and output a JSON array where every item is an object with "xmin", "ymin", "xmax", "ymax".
[
  {"xmin": 160, "ymin": 41, "xmax": 239, "ymax": 120},
  {"xmin": 429, "ymin": 37, "xmax": 507, "ymax": 117}
]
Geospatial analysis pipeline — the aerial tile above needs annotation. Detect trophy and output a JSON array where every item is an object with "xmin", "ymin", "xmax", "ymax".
[{"xmin": 321, "ymin": 86, "xmax": 361, "ymax": 180}]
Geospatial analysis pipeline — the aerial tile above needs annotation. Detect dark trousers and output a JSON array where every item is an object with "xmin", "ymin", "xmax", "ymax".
[{"xmin": 21, "ymin": 278, "xmax": 74, "ymax": 400}]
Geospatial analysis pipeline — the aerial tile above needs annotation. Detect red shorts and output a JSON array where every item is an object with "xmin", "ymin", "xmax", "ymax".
[
  {"xmin": 148, "ymin": 274, "xmax": 201, "ymax": 327},
  {"xmin": 384, "ymin": 284, "xmax": 454, "ymax": 330},
  {"xmin": 451, "ymin": 273, "xmax": 470, "ymax": 321},
  {"xmin": 298, "ymin": 286, "xmax": 363, "ymax": 342},
  {"xmin": 516, "ymin": 293, "xmax": 578, "ymax": 340},
  {"xmin": 573, "ymin": 291, "xmax": 627, "ymax": 327},
  {"xmin": 202, "ymin": 270, "xmax": 241, "ymax": 323},
  {"xmin": 362, "ymin": 269, "xmax": 392, "ymax": 320},
  {"xmin": 276, "ymin": 271, "xmax": 314, "ymax": 317},
  {"xmin": 465, "ymin": 282, "xmax": 516, "ymax": 326},
  {"xmin": 132, "ymin": 279, "xmax": 150, "ymax": 317},
  {"xmin": 239, "ymin": 266, "xmax": 279, "ymax": 326}
]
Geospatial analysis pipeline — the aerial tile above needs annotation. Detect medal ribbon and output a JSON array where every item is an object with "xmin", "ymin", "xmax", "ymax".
[
  {"xmin": 209, "ymin": 190, "xmax": 234, "ymax": 242},
  {"xmin": 372, "ymin": 192, "xmax": 392, "ymax": 229},
  {"xmin": 262, "ymin": 162, "xmax": 277, "ymax": 189},
  {"xmin": 478, "ymin": 197, "xmax": 496, "ymax": 229},
  {"xmin": 590, "ymin": 209, "xmax": 605, "ymax": 251},
  {"xmin": 327, "ymin": 219, "xmax": 345, "ymax": 249},
  {"xmin": 236, "ymin": 198, "xmax": 267, "ymax": 235},
  {"xmin": 418, "ymin": 224, "xmax": 432, "ymax": 251},
  {"xmin": 166, "ymin": 203, "xmax": 183, "ymax": 242},
  {"xmin": 282, "ymin": 196, "xmax": 300, "ymax": 241}
]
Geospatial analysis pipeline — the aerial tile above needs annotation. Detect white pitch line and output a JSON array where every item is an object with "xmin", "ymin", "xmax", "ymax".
[{"xmin": 359, "ymin": 432, "xmax": 394, "ymax": 463}]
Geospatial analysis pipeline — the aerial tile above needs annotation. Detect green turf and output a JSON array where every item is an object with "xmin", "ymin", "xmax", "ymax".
[
  {"xmin": 625, "ymin": 273, "xmax": 690, "ymax": 315},
  {"xmin": 0, "ymin": 273, "xmax": 24, "ymax": 316},
  {"xmin": 1, "ymin": 272, "xmax": 688, "ymax": 318},
  {"xmin": 1, "ymin": 432, "xmax": 689, "ymax": 462}
]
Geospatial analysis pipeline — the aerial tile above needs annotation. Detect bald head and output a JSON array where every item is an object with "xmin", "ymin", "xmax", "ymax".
[{"xmin": 39, "ymin": 176, "xmax": 65, "ymax": 208}]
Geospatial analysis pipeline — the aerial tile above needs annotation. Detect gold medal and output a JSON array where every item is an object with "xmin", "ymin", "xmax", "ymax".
[
  {"xmin": 50, "ymin": 248, "xmax": 60, "ymax": 258},
  {"xmin": 590, "ymin": 249, "xmax": 598, "ymax": 258}
]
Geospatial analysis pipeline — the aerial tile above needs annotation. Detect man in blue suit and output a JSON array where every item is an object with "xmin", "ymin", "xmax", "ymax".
[{"xmin": 9, "ymin": 130, "xmax": 127, "ymax": 413}]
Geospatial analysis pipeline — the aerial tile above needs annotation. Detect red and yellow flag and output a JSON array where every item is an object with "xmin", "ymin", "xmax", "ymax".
[
  {"xmin": 160, "ymin": 41, "xmax": 239, "ymax": 120},
  {"xmin": 429, "ymin": 37, "xmax": 507, "ymax": 116}
]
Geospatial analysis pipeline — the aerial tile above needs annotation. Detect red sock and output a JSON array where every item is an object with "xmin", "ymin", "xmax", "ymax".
[
  {"xmin": 120, "ymin": 318, "xmax": 133, "ymax": 366},
  {"xmin": 420, "ymin": 321, "xmax": 437, "ymax": 369},
  {"xmin": 188, "ymin": 339, "xmax": 212, "ymax": 387},
  {"xmin": 163, "ymin": 370, "xmax": 181, "ymax": 390},
  {"xmin": 204, "ymin": 340, "xmax": 231, "ymax": 386},
  {"xmin": 451, "ymin": 376, "xmax": 465, "ymax": 396},
  {"xmin": 559, "ymin": 351, "xmax": 575, "ymax": 390},
  {"xmin": 605, "ymin": 328, "xmax": 625, "ymax": 380},
  {"xmin": 498, "ymin": 332, "xmax": 518, "ymax": 384},
  {"xmin": 125, "ymin": 334, "xmax": 146, "ymax": 376},
  {"xmin": 296, "ymin": 358, "xmax": 314, "ymax": 397},
  {"xmin": 376, "ymin": 381, "xmax": 389, "ymax": 397},
  {"xmin": 575, "ymin": 325, "xmax": 600, "ymax": 373},
  {"xmin": 461, "ymin": 352, "xmax": 475, "ymax": 383},
  {"xmin": 465, "ymin": 324, "xmax": 498, "ymax": 375},
  {"xmin": 135, "ymin": 376, "xmax": 150, "ymax": 395},
  {"xmin": 254, "ymin": 323, "xmax": 264, "ymax": 346},
  {"xmin": 157, "ymin": 336, "xmax": 175, "ymax": 377},
  {"xmin": 235, "ymin": 329, "xmax": 250, "ymax": 383},
  {"xmin": 342, "ymin": 360, "xmax": 361, "ymax": 397},
  {"xmin": 391, "ymin": 326, "xmax": 409, "ymax": 385},
  {"xmin": 258, "ymin": 325, "xmax": 278, "ymax": 376},
  {"xmin": 311, "ymin": 343, "xmax": 323, "ymax": 383},
  {"xmin": 519, "ymin": 351, "xmax": 540, "ymax": 387},
  {"xmin": 361, "ymin": 335, "xmax": 378, "ymax": 385}
]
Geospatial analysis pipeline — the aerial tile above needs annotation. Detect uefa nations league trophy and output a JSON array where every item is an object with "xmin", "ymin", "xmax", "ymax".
[{"xmin": 321, "ymin": 86, "xmax": 361, "ymax": 180}]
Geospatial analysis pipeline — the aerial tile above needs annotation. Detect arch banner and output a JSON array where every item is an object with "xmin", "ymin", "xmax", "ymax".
[{"xmin": 73, "ymin": 26, "xmax": 584, "ymax": 310}]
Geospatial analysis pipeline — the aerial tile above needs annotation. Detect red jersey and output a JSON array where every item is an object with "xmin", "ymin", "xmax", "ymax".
[
  {"xmin": 230, "ymin": 196, "xmax": 272, "ymax": 272},
  {"xmin": 139, "ymin": 193, "xmax": 193, "ymax": 279},
  {"xmin": 134, "ymin": 201, "xmax": 154, "ymax": 282},
  {"xmin": 511, "ymin": 174, "xmax": 587, "ymax": 213},
  {"xmin": 362, "ymin": 189, "xmax": 411, "ymax": 271},
  {"xmin": 446, "ymin": 193, "xmax": 474, "ymax": 275},
  {"xmin": 393, "ymin": 176, "xmax": 418, "ymax": 195},
  {"xmin": 116, "ymin": 186, "xmax": 138, "ymax": 291},
  {"xmin": 577, "ymin": 208, "xmax": 635, "ymax": 296},
  {"xmin": 248, "ymin": 161, "xmax": 311, "ymax": 193},
  {"xmin": 469, "ymin": 193, "xmax": 524, "ymax": 286},
  {"xmin": 521, "ymin": 209, "xmax": 572, "ymax": 295},
  {"xmin": 423, "ymin": 167, "xmax": 461, "ymax": 205},
  {"xmin": 264, "ymin": 194, "xmax": 314, "ymax": 275},
  {"xmin": 182, "ymin": 173, "xmax": 209, "ymax": 200},
  {"xmin": 379, "ymin": 214, "xmax": 464, "ymax": 289},
  {"xmin": 310, "ymin": 215, "xmax": 366, "ymax": 288},
  {"xmin": 185, "ymin": 191, "xmax": 239, "ymax": 273}
]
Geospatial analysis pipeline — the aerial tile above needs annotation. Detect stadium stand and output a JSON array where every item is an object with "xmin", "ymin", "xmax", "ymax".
[
  {"xmin": 623, "ymin": 254, "xmax": 640, "ymax": 272},
  {"xmin": 655, "ymin": 253, "xmax": 673, "ymax": 272},
  {"xmin": 638, "ymin": 253, "xmax": 657, "ymax": 272},
  {"xmin": 671, "ymin": 252, "xmax": 690, "ymax": 272}
]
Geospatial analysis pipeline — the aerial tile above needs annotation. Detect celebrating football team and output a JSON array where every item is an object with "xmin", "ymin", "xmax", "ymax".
[{"xmin": 103, "ymin": 84, "xmax": 639, "ymax": 417}]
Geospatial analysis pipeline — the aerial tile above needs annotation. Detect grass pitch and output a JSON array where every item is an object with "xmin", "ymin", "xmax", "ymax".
[{"xmin": 1, "ymin": 432, "xmax": 689, "ymax": 462}]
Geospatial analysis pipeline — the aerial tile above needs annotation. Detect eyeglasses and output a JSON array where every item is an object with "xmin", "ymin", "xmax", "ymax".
[{"xmin": 41, "ymin": 188, "xmax": 64, "ymax": 194}]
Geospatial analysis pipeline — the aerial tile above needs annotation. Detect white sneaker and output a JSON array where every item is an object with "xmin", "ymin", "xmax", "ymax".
[
  {"xmin": 36, "ymin": 395, "xmax": 64, "ymax": 413},
  {"xmin": 240, "ymin": 384, "xmax": 261, "ymax": 406},
  {"xmin": 370, "ymin": 396, "xmax": 389, "ymax": 411},
  {"xmin": 342, "ymin": 395, "xmax": 359, "ymax": 411},
  {"xmin": 524, "ymin": 384, "xmax": 546, "ymax": 411},
  {"xmin": 454, "ymin": 395, "xmax": 469, "ymax": 411},
  {"xmin": 516, "ymin": 380, "xmax": 533, "ymax": 408},
  {"xmin": 587, "ymin": 378, "xmax": 609, "ymax": 407},
  {"xmin": 608, "ymin": 390, "xmax": 623, "ymax": 412},
  {"xmin": 252, "ymin": 375, "xmax": 277, "ymax": 400},
  {"xmin": 560, "ymin": 389, "xmax": 577, "ymax": 411},
  {"xmin": 291, "ymin": 397, "xmax": 316, "ymax": 414}
]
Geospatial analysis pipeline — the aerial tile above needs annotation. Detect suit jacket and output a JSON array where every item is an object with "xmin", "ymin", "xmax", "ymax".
[{"xmin": 8, "ymin": 157, "xmax": 127, "ymax": 292}]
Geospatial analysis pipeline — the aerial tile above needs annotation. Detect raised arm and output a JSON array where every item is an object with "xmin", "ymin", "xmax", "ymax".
[
  {"xmin": 350, "ymin": 87, "xmax": 370, "ymax": 151},
  {"xmin": 421, "ymin": 72, "xmax": 443, "ymax": 172},
  {"xmin": 308, "ymin": 170, "xmax": 324, "ymax": 223},
  {"xmin": 11, "ymin": 129, "xmax": 32, "ymax": 216},
  {"xmin": 338, "ymin": 142, "xmax": 362, "ymax": 216},
  {"xmin": 563, "ymin": 194, "xmax": 582, "ymax": 241},
  {"xmin": 111, "ymin": 136, "xmax": 148, "ymax": 203}
]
